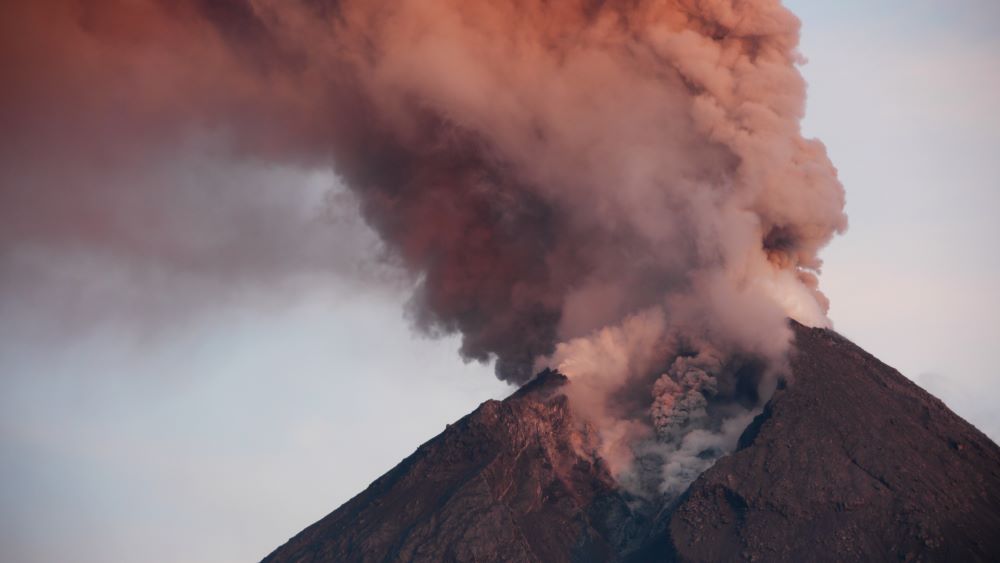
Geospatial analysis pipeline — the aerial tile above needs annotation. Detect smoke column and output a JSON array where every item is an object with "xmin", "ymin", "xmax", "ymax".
[{"xmin": 3, "ymin": 0, "xmax": 845, "ymax": 493}]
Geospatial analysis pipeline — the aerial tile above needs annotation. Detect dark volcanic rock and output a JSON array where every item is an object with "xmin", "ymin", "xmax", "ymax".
[
  {"xmin": 662, "ymin": 322, "xmax": 1000, "ymax": 562},
  {"xmin": 263, "ymin": 371, "xmax": 652, "ymax": 563},
  {"xmin": 264, "ymin": 323, "xmax": 1000, "ymax": 562}
]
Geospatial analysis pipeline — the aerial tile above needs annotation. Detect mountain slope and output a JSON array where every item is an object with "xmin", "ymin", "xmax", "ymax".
[
  {"xmin": 264, "ymin": 323, "xmax": 1000, "ymax": 562},
  {"xmin": 661, "ymin": 323, "xmax": 1000, "ymax": 562},
  {"xmin": 263, "ymin": 373, "xmax": 651, "ymax": 562}
]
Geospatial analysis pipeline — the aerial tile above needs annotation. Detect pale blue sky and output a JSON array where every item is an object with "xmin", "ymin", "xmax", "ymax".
[
  {"xmin": 2, "ymin": 3, "xmax": 998, "ymax": 562},
  {"xmin": 790, "ymin": 0, "xmax": 1000, "ymax": 438}
]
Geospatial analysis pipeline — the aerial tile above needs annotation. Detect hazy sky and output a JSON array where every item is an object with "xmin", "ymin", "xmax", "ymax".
[{"xmin": 2, "ymin": 2, "xmax": 998, "ymax": 562}]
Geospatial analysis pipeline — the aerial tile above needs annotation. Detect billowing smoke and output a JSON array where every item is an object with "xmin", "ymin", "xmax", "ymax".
[
  {"xmin": 325, "ymin": 0, "xmax": 848, "ymax": 384},
  {"xmin": 4, "ymin": 0, "xmax": 845, "ymax": 494}
]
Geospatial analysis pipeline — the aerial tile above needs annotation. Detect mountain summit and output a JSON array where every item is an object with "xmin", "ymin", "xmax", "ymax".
[{"xmin": 263, "ymin": 323, "xmax": 1000, "ymax": 562}]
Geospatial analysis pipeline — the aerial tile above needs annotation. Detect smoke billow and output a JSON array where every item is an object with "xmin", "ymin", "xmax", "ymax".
[{"xmin": 3, "ymin": 0, "xmax": 845, "ymax": 493}]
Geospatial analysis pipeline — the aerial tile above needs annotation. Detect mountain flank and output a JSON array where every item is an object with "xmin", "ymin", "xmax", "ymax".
[{"xmin": 264, "ymin": 322, "xmax": 1000, "ymax": 562}]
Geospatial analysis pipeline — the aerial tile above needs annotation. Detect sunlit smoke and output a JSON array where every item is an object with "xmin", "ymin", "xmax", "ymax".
[{"xmin": 3, "ymin": 0, "xmax": 846, "ymax": 494}]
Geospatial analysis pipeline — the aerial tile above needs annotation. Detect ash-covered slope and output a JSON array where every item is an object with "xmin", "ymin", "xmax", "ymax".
[{"xmin": 264, "ymin": 323, "xmax": 1000, "ymax": 562}]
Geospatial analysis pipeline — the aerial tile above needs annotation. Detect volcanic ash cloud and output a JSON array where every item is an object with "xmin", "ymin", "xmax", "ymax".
[
  {"xmin": 4, "ymin": 0, "xmax": 846, "ymax": 493},
  {"xmin": 325, "ymin": 0, "xmax": 848, "ymax": 379},
  {"xmin": 323, "ymin": 0, "xmax": 847, "ymax": 490}
]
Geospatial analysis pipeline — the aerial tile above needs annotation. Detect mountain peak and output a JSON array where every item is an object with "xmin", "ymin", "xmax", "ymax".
[{"xmin": 264, "ymin": 323, "xmax": 1000, "ymax": 562}]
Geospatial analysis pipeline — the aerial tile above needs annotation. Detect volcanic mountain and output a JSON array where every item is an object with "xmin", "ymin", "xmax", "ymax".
[{"xmin": 263, "ymin": 322, "xmax": 1000, "ymax": 562}]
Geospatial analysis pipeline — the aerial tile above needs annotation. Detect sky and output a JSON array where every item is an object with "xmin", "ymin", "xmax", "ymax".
[
  {"xmin": 1, "ymin": 2, "xmax": 998, "ymax": 562},
  {"xmin": 790, "ymin": 0, "xmax": 1000, "ymax": 438}
]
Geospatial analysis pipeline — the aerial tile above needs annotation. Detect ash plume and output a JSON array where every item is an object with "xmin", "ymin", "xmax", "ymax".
[{"xmin": 3, "ymin": 0, "xmax": 845, "ymax": 492}]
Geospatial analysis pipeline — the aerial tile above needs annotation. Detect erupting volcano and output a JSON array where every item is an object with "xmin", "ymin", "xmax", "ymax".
[
  {"xmin": 263, "ymin": 322, "xmax": 1000, "ymax": 562},
  {"xmin": 5, "ymin": 0, "xmax": 998, "ymax": 561}
]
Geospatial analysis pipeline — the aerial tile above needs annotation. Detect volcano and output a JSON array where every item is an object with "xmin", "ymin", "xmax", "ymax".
[{"xmin": 263, "ymin": 322, "xmax": 1000, "ymax": 562}]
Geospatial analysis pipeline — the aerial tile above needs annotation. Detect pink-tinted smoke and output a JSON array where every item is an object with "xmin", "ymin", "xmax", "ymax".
[{"xmin": 3, "ymin": 0, "xmax": 846, "ymax": 492}]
